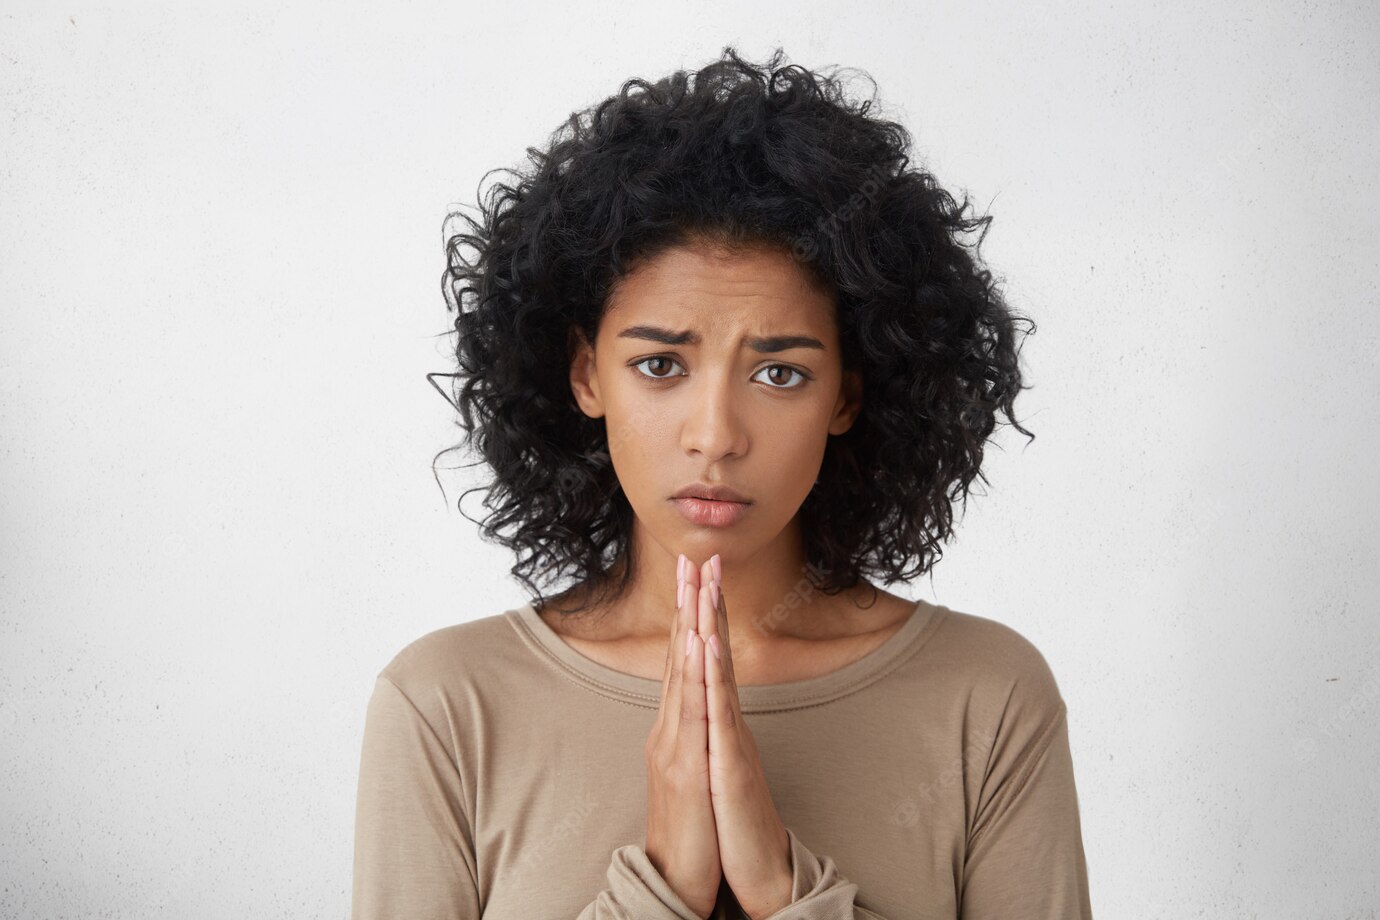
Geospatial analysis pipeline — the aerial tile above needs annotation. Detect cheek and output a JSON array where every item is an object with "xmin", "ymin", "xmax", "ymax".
[
  {"xmin": 602, "ymin": 390, "xmax": 674, "ymax": 500},
  {"xmin": 758, "ymin": 414, "xmax": 830, "ymax": 498}
]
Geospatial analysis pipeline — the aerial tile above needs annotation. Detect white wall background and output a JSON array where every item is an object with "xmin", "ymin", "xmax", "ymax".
[{"xmin": 2, "ymin": 1, "xmax": 1377, "ymax": 917}]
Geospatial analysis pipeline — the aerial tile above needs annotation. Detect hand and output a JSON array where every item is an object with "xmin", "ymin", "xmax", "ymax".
[
  {"xmin": 697, "ymin": 555, "xmax": 794, "ymax": 920},
  {"xmin": 643, "ymin": 553, "xmax": 722, "ymax": 919}
]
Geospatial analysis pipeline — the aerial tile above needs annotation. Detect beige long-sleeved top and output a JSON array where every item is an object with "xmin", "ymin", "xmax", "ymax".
[{"xmin": 351, "ymin": 598, "xmax": 1092, "ymax": 919}]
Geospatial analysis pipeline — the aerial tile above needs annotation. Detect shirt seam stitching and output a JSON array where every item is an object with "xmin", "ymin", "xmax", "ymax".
[
  {"xmin": 507, "ymin": 605, "xmax": 948, "ymax": 712},
  {"xmin": 965, "ymin": 700, "xmax": 1067, "ymax": 854},
  {"xmin": 377, "ymin": 673, "xmax": 481, "ymax": 861}
]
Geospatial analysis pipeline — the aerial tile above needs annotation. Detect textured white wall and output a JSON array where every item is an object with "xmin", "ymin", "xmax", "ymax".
[{"xmin": 2, "ymin": 2, "xmax": 1377, "ymax": 917}]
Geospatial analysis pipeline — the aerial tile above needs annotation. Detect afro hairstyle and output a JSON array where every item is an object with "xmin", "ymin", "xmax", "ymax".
[{"xmin": 435, "ymin": 45, "xmax": 1036, "ymax": 618}]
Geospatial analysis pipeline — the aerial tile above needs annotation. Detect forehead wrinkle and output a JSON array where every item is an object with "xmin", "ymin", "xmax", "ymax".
[{"xmin": 605, "ymin": 247, "xmax": 836, "ymax": 349}]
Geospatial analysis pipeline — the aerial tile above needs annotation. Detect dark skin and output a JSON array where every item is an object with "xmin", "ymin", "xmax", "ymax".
[{"xmin": 545, "ymin": 238, "xmax": 918, "ymax": 917}]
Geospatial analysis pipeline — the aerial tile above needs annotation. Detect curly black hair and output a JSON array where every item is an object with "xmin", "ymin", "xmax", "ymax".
[{"xmin": 435, "ymin": 45, "xmax": 1035, "ymax": 618}]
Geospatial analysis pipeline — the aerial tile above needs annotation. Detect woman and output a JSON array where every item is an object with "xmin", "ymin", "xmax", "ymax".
[{"xmin": 352, "ymin": 46, "xmax": 1092, "ymax": 919}]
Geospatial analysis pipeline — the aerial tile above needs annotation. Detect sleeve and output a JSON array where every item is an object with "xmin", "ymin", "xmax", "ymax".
[
  {"xmin": 575, "ymin": 845, "xmax": 709, "ymax": 920},
  {"xmin": 758, "ymin": 643, "xmax": 1092, "ymax": 920},
  {"xmin": 351, "ymin": 674, "xmax": 481, "ymax": 919},
  {"xmin": 351, "ymin": 674, "xmax": 710, "ymax": 920},
  {"xmin": 754, "ymin": 827, "xmax": 887, "ymax": 920},
  {"xmin": 959, "ymin": 702, "xmax": 1093, "ymax": 919}
]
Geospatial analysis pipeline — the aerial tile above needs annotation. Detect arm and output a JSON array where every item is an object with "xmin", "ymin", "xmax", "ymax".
[
  {"xmin": 351, "ymin": 675, "xmax": 708, "ymax": 920},
  {"xmin": 576, "ymin": 845, "xmax": 709, "ymax": 920},
  {"xmin": 351, "ymin": 675, "xmax": 481, "ymax": 919},
  {"xmin": 752, "ymin": 705, "xmax": 1091, "ymax": 920},
  {"xmin": 750, "ymin": 827, "xmax": 887, "ymax": 920},
  {"xmin": 959, "ymin": 703, "xmax": 1092, "ymax": 919},
  {"xmin": 753, "ymin": 650, "xmax": 1091, "ymax": 920}
]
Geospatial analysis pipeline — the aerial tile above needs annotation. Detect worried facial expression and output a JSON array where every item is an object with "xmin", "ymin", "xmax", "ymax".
[{"xmin": 568, "ymin": 239, "xmax": 863, "ymax": 559}]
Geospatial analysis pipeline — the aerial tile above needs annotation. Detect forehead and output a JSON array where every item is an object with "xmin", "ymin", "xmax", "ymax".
[{"xmin": 604, "ymin": 241, "xmax": 836, "ymax": 333}]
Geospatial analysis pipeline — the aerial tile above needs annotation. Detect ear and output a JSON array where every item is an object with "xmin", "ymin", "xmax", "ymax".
[
  {"xmin": 567, "ymin": 325, "xmax": 606, "ymax": 420},
  {"xmin": 828, "ymin": 368, "xmax": 863, "ymax": 436}
]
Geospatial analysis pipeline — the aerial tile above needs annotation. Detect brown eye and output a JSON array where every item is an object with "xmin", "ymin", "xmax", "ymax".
[
  {"xmin": 754, "ymin": 364, "xmax": 808, "ymax": 389},
  {"xmin": 631, "ymin": 356, "xmax": 684, "ymax": 379}
]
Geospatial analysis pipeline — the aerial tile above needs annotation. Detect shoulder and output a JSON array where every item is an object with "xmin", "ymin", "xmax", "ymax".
[
  {"xmin": 373, "ymin": 610, "xmax": 520, "ymax": 708},
  {"xmin": 923, "ymin": 604, "xmax": 1068, "ymax": 731},
  {"xmin": 920, "ymin": 607, "xmax": 1084, "ymax": 852}
]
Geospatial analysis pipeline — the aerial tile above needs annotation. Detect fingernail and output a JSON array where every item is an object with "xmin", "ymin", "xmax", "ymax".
[
  {"xmin": 710, "ymin": 553, "xmax": 721, "ymax": 582},
  {"xmin": 685, "ymin": 628, "xmax": 696, "ymax": 657},
  {"xmin": 709, "ymin": 579, "xmax": 720, "ymax": 610},
  {"xmin": 708, "ymin": 634, "xmax": 721, "ymax": 660}
]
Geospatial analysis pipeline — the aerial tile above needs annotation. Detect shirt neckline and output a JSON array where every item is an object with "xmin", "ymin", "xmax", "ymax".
[{"xmin": 506, "ymin": 596, "xmax": 947, "ymax": 712}]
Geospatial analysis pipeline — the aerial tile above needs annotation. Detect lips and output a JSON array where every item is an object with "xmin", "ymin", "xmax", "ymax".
[
  {"xmin": 672, "ymin": 482, "xmax": 753, "ymax": 504},
  {"xmin": 672, "ymin": 496, "xmax": 750, "ymax": 527}
]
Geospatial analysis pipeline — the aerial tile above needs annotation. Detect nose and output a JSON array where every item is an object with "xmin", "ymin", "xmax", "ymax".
[{"xmin": 679, "ymin": 369, "xmax": 748, "ymax": 463}]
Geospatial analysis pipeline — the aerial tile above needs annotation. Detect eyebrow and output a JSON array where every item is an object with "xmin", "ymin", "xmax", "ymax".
[{"xmin": 615, "ymin": 325, "xmax": 826, "ymax": 353}]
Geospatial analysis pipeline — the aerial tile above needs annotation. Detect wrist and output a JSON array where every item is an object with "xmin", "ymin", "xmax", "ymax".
[
  {"xmin": 742, "ymin": 835, "xmax": 793, "ymax": 920},
  {"xmin": 743, "ymin": 868, "xmax": 793, "ymax": 920}
]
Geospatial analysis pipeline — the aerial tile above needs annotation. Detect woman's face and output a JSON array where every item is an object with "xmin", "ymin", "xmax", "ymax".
[{"xmin": 568, "ymin": 239, "xmax": 862, "ymax": 565}]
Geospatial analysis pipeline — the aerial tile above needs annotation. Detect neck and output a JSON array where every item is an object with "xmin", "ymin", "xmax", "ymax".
[{"xmin": 586, "ymin": 521, "xmax": 864, "ymax": 648}]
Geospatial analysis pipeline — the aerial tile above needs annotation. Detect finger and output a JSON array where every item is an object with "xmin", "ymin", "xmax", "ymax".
[
  {"xmin": 654, "ymin": 555, "xmax": 687, "ymax": 735},
  {"xmin": 712, "ymin": 571, "xmax": 740, "ymax": 701},
  {"xmin": 698, "ymin": 558, "xmax": 716, "ymax": 638},
  {"xmin": 660, "ymin": 556, "xmax": 695, "ymax": 734},
  {"xmin": 704, "ymin": 568, "xmax": 741, "ymax": 735},
  {"xmin": 704, "ymin": 613, "xmax": 739, "ymax": 743},
  {"xmin": 677, "ymin": 595, "xmax": 709, "ymax": 757},
  {"xmin": 684, "ymin": 556, "xmax": 701, "ymax": 607},
  {"xmin": 698, "ymin": 557, "xmax": 722, "ymax": 681},
  {"xmin": 697, "ymin": 555, "xmax": 737, "ymax": 700},
  {"xmin": 659, "ymin": 554, "xmax": 688, "ymax": 707},
  {"xmin": 654, "ymin": 554, "xmax": 681, "ymax": 733}
]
